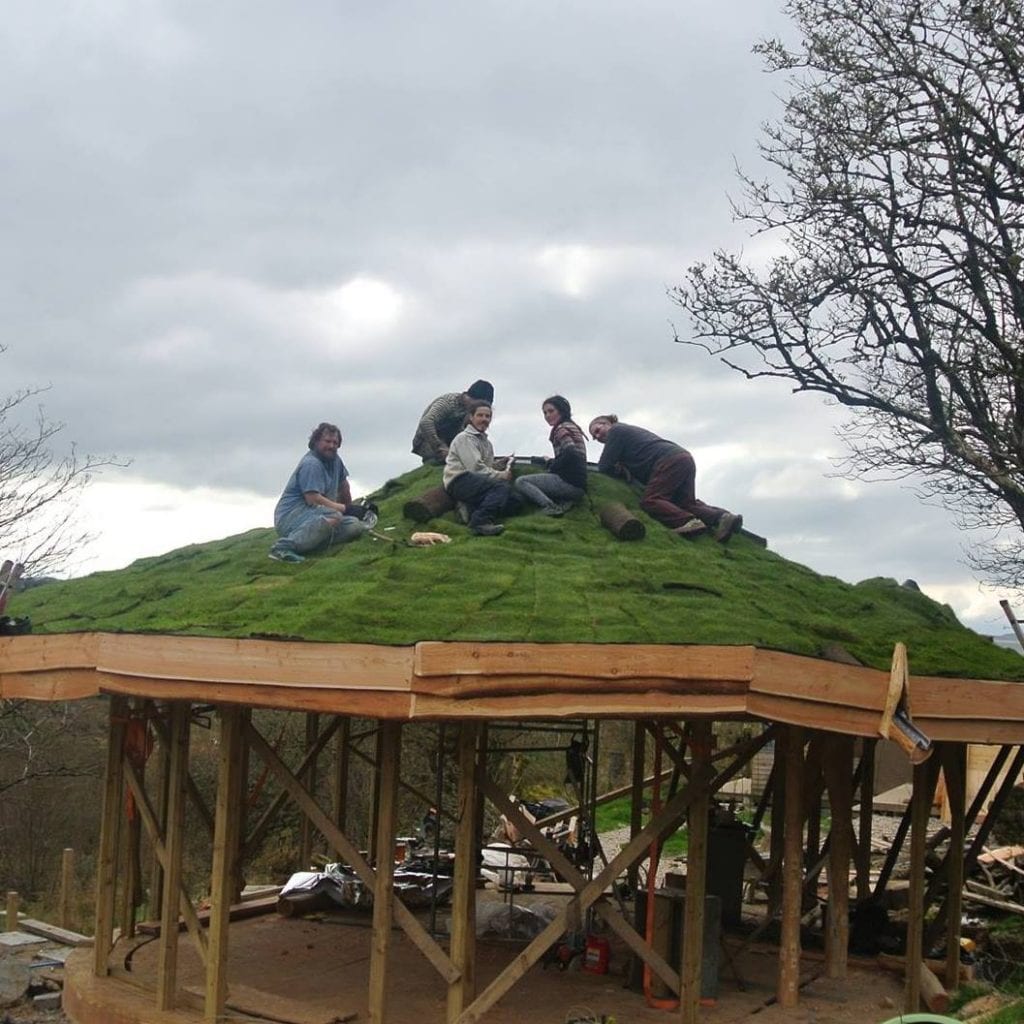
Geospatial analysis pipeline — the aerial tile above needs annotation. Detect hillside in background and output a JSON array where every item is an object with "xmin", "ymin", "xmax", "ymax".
[{"xmin": 12, "ymin": 465, "xmax": 1024, "ymax": 681}]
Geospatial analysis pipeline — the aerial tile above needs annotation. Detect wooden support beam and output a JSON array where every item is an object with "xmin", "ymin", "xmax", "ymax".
[
  {"xmin": 942, "ymin": 744, "xmax": 966, "ymax": 993},
  {"xmin": 332, "ymin": 716, "xmax": 352, "ymax": 834},
  {"xmin": 856, "ymin": 739, "xmax": 876, "ymax": 901},
  {"xmin": 299, "ymin": 712, "xmax": 320, "ymax": 867},
  {"xmin": 205, "ymin": 707, "xmax": 245, "ymax": 1024},
  {"xmin": 680, "ymin": 721, "xmax": 712, "ymax": 1024},
  {"xmin": 150, "ymin": 709, "xmax": 214, "ymax": 837},
  {"xmin": 779, "ymin": 725, "xmax": 805, "ymax": 1009},
  {"xmin": 447, "ymin": 723, "xmax": 479, "ymax": 1024},
  {"xmin": 905, "ymin": 756, "xmax": 940, "ymax": 1013},
  {"xmin": 627, "ymin": 721, "xmax": 645, "ymax": 894},
  {"xmin": 368, "ymin": 722, "xmax": 401, "ymax": 1024},
  {"xmin": 147, "ymin": 714, "xmax": 171, "ymax": 922},
  {"xmin": 5, "ymin": 891, "xmax": 18, "ymax": 933},
  {"xmin": 122, "ymin": 760, "xmax": 208, "ymax": 963},
  {"xmin": 93, "ymin": 695, "xmax": 128, "ymax": 977},
  {"xmin": 243, "ymin": 720, "xmax": 458, "ymax": 984},
  {"xmin": 157, "ymin": 702, "xmax": 191, "ymax": 1010},
  {"xmin": 457, "ymin": 770, "xmax": 703, "ymax": 1023},
  {"xmin": 243, "ymin": 714, "xmax": 339, "ymax": 858},
  {"xmin": 823, "ymin": 734, "xmax": 854, "ymax": 980},
  {"xmin": 369, "ymin": 726, "xmax": 383, "ymax": 859}
]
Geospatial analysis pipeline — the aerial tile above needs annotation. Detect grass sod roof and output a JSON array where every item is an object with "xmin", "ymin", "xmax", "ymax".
[{"xmin": 12, "ymin": 464, "xmax": 1024, "ymax": 681}]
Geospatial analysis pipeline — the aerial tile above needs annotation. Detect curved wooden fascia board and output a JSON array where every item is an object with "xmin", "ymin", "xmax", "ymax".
[{"xmin": 413, "ymin": 641, "xmax": 757, "ymax": 682}]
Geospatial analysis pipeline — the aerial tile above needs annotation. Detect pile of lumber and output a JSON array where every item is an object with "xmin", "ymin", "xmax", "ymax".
[{"xmin": 964, "ymin": 845, "xmax": 1024, "ymax": 915}]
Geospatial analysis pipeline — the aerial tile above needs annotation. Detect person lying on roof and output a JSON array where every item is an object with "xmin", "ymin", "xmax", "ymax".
[
  {"xmin": 412, "ymin": 379, "xmax": 494, "ymax": 465},
  {"xmin": 589, "ymin": 414, "xmax": 742, "ymax": 542},
  {"xmin": 269, "ymin": 422, "xmax": 368, "ymax": 563}
]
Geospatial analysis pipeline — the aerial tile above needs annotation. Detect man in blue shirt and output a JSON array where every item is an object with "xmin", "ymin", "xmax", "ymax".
[{"xmin": 269, "ymin": 422, "xmax": 367, "ymax": 563}]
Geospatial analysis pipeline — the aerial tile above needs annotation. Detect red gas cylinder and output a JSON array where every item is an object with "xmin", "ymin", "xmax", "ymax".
[{"xmin": 582, "ymin": 934, "xmax": 610, "ymax": 975}]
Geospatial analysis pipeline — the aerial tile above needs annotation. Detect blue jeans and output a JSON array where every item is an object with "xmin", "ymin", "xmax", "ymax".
[
  {"xmin": 446, "ymin": 472, "xmax": 520, "ymax": 528},
  {"xmin": 272, "ymin": 506, "xmax": 366, "ymax": 555},
  {"xmin": 514, "ymin": 473, "xmax": 584, "ymax": 510}
]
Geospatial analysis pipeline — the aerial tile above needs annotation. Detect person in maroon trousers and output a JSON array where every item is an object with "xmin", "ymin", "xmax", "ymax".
[{"xmin": 588, "ymin": 414, "xmax": 743, "ymax": 541}]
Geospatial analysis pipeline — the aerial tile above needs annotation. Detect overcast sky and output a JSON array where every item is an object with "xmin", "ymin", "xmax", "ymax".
[{"xmin": 2, "ymin": 1, "xmax": 1017, "ymax": 641}]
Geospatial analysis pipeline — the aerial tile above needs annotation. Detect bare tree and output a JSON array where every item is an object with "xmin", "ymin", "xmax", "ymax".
[
  {"xmin": 1, "ymin": 349, "xmax": 121, "ymax": 575},
  {"xmin": 673, "ymin": 0, "xmax": 1024, "ymax": 586}
]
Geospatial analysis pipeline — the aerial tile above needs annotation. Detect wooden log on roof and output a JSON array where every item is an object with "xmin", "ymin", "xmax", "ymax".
[
  {"xmin": 403, "ymin": 486, "xmax": 454, "ymax": 523},
  {"xmin": 598, "ymin": 502, "xmax": 645, "ymax": 540}
]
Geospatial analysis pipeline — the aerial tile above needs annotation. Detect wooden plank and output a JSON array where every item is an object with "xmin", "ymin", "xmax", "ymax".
[
  {"xmin": 410, "ymin": 692, "xmax": 746, "ymax": 720},
  {"xmin": 93, "ymin": 696, "xmax": 127, "ymax": 977},
  {"xmin": 96, "ymin": 634, "xmax": 414, "ymax": 689},
  {"xmin": 779, "ymin": 725, "xmax": 804, "ymax": 1009},
  {"xmin": 751, "ymin": 650, "xmax": 889, "ymax": 711},
  {"xmin": 447, "ymin": 724, "xmax": 479, "ymax": 1024},
  {"xmin": 368, "ymin": 722, "xmax": 401, "ymax": 1024},
  {"xmin": 0, "ymin": 633, "xmax": 99, "ymax": 673},
  {"xmin": 0, "ymin": 669, "xmax": 100, "ymax": 701},
  {"xmin": 411, "ymin": 674, "xmax": 748, "ymax": 699},
  {"xmin": 18, "ymin": 918, "xmax": 91, "ymax": 947},
  {"xmin": 681, "ymin": 722, "xmax": 712, "ymax": 1024},
  {"xmin": 157, "ymin": 702, "xmax": 191, "ymax": 1010},
  {"xmin": 747, "ymin": 692, "xmax": 882, "ymax": 736},
  {"xmin": 205, "ymin": 707, "xmax": 244, "ymax": 1023},
  {"xmin": 96, "ymin": 674, "xmax": 415, "ymax": 718},
  {"xmin": 242, "ymin": 720, "xmax": 458, "ymax": 984},
  {"xmin": 414, "ymin": 642, "xmax": 755, "ymax": 680}
]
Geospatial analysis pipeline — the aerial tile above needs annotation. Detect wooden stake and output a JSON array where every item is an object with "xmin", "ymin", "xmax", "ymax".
[
  {"xmin": 205, "ymin": 707, "xmax": 245, "ymax": 1023},
  {"xmin": 5, "ymin": 891, "xmax": 18, "ymax": 932},
  {"xmin": 447, "ymin": 723, "xmax": 479, "ymax": 1024},
  {"xmin": 680, "ymin": 721, "xmax": 712, "ymax": 1024},
  {"xmin": 157, "ymin": 702, "xmax": 191, "ymax": 1011},
  {"xmin": 368, "ymin": 721, "xmax": 401, "ymax": 1024},
  {"xmin": 93, "ymin": 696, "xmax": 128, "ymax": 976},
  {"xmin": 779, "ymin": 725, "xmax": 805, "ymax": 1009}
]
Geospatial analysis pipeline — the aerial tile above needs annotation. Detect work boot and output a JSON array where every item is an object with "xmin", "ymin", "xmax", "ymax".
[
  {"xmin": 673, "ymin": 518, "xmax": 707, "ymax": 538},
  {"xmin": 714, "ymin": 512, "xmax": 743, "ymax": 542},
  {"xmin": 471, "ymin": 522, "xmax": 505, "ymax": 536}
]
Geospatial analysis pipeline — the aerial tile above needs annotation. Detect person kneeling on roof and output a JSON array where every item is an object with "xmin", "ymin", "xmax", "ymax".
[
  {"xmin": 412, "ymin": 379, "xmax": 495, "ymax": 465},
  {"xmin": 443, "ymin": 401, "xmax": 520, "ymax": 537},
  {"xmin": 269, "ymin": 422, "xmax": 369, "ymax": 563},
  {"xmin": 589, "ymin": 414, "xmax": 742, "ymax": 542}
]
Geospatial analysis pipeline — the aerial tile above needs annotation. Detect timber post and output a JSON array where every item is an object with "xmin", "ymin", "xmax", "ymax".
[
  {"xmin": 332, "ymin": 715, "xmax": 352, "ymax": 834},
  {"xmin": 905, "ymin": 755, "xmax": 940, "ymax": 1013},
  {"xmin": 855, "ymin": 739, "xmax": 876, "ymax": 901},
  {"xmin": 5, "ymin": 891, "xmax": 17, "ymax": 932},
  {"xmin": 680, "ymin": 720, "xmax": 712, "ymax": 1024},
  {"xmin": 205, "ymin": 706, "xmax": 245, "ymax": 1023},
  {"xmin": 447, "ymin": 721, "xmax": 480, "ymax": 1023},
  {"xmin": 93, "ymin": 695, "xmax": 129, "ymax": 976},
  {"xmin": 942, "ymin": 743, "xmax": 966, "ymax": 991},
  {"xmin": 368, "ymin": 720, "xmax": 402, "ymax": 1024},
  {"xmin": 823, "ymin": 734, "xmax": 853, "ymax": 979},
  {"xmin": 299, "ymin": 711, "xmax": 320, "ymax": 867},
  {"xmin": 156, "ymin": 701, "xmax": 191, "ymax": 1010},
  {"xmin": 779, "ymin": 724, "xmax": 805, "ymax": 1008}
]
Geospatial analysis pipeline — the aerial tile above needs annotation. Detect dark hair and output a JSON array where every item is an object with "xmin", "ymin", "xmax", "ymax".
[
  {"xmin": 542, "ymin": 395, "xmax": 572, "ymax": 423},
  {"xmin": 466, "ymin": 399, "xmax": 493, "ymax": 417},
  {"xmin": 308, "ymin": 422, "xmax": 342, "ymax": 449},
  {"xmin": 466, "ymin": 379, "xmax": 494, "ymax": 402}
]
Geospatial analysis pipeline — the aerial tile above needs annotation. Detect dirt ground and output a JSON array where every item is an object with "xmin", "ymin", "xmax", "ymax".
[{"xmin": 91, "ymin": 908, "xmax": 907, "ymax": 1024}]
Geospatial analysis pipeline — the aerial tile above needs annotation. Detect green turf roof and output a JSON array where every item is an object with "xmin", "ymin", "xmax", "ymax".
[{"xmin": 12, "ymin": 465, "xmax": 1024, "ymax": 681}]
